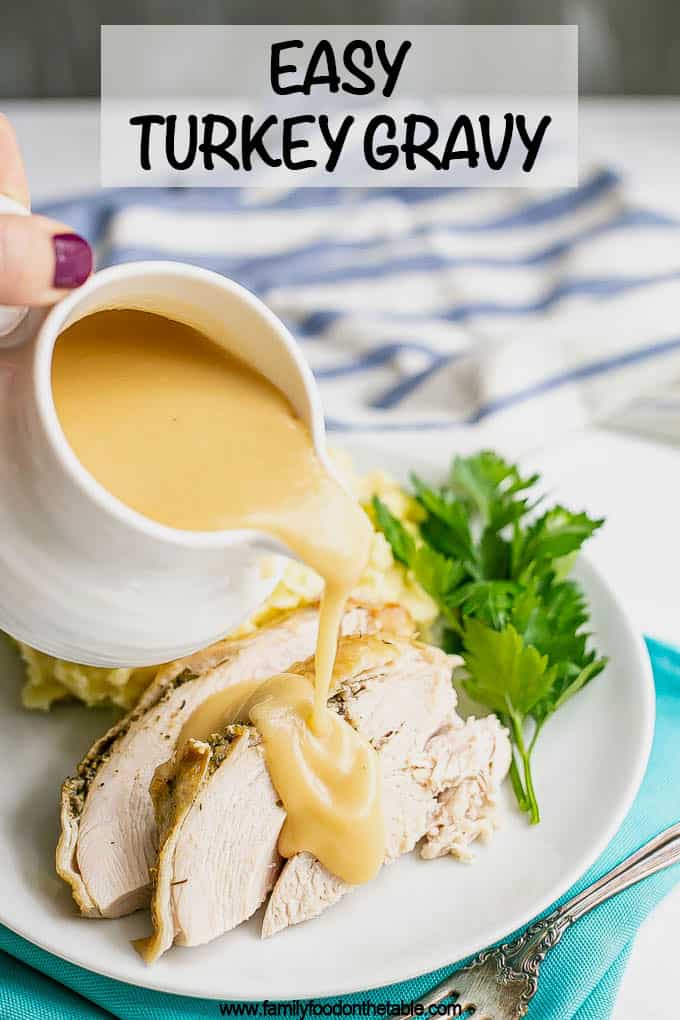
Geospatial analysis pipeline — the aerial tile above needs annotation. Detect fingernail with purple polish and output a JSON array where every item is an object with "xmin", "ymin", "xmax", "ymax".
[{"xmin": 53, "ymin": 233, "xmax": 93, "ymax": 289}]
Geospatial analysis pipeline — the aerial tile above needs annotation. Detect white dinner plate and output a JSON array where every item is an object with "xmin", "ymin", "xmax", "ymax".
[{"xmin": 0, "ymin": 441, "xmax": 655, "ymax": 1001}]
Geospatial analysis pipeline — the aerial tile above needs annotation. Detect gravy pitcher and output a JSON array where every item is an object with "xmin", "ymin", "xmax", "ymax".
[{"xmin": 0, "ymin": 257, "xmax": 333, "ymax": 667}]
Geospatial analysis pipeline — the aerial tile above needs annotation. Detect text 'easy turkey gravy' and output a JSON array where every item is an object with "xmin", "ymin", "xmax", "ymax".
[{"xmin": 52, "ymin": 308, "xmax": 380, "ymax": 884}]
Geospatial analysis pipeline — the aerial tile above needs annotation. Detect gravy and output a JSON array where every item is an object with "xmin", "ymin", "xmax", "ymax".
[{"xmin": 52, "ymin": 309, "xmax": 381, "ymax": 884}]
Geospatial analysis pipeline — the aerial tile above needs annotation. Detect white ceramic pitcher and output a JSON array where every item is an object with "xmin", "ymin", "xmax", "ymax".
[{"xmin": 0, "ymin": 254, "xmax": 333, "ymax": 668}]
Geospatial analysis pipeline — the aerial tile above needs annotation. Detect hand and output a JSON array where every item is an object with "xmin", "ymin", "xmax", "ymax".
[{"xmin": 0, "ymin": 115, "xmax": 93, "ymax": 306}]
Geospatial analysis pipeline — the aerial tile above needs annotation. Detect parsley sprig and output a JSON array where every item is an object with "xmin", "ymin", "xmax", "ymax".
[{"xmin": 371, "ymin": 451, "xmax": 606, "ymax": 825}]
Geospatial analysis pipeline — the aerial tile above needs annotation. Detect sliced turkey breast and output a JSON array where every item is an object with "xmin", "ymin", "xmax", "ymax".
[
  {"xmin": 141, "ymin": 634, "xmax": 457, "ymax": 958},
  {"xmin": 134, "ymin": 737, "xmax": 212, "ymax": 963},
  {"xmin": 262, "ymin": 646, "xmax": 511, "ymax": 937},
  {"xmin": 261, "ymin": 851, "xmax": 344, "ymax": 935},
  {"xmin": 57, "ymin": 603, "xmax": 412, "ymax": 919},
  {"xmin": 416, "ymin": 715, "xmax": 512, "ymax": 860},
  {"xmin": 137, "ymin": 726, "xmax": 284, "ymax": 963}
]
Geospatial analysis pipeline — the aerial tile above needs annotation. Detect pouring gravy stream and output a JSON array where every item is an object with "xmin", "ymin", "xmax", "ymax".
[{"xmin": 51, "ymin": 309, "xmax": 382, "ymax": 885}]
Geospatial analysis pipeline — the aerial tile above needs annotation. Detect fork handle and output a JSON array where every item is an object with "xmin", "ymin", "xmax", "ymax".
[
  {"xmin": 560, "ymin": 820, "xmax": 680, "ymax": 921},
  {"xmin": 418, "ymin": 821, "xmax": 680, "ymax": 1013}
]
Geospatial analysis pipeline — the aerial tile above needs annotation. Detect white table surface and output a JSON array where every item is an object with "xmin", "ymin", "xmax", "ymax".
[{"xmin": 3, "ymin": 97, "xmax": 680, "ymax": 1018}]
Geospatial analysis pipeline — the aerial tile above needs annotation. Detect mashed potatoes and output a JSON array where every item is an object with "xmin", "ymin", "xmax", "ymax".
[{"xmin": 14, "ymin": 462, "xmax": 437, "ymax": 711}]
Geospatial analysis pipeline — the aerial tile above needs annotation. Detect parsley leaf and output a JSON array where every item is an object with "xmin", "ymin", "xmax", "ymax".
[
  {"xmin": 513, "ymin": 506, "xmax": 604, "ymax": 580},
  {"xmin": 371, "ymin": 496, "xmax": 465, "ymax": 630},
  {"xmin": 462, "ymin": 620, "xmax": 556, "ymax": 718},
  {"xmin": 371, "ymin": 496, "xmax": 415, "ymax": 567},
  {"xmin": 448, "ymin": 580, "xmax": 518, "ymax": 630},
  {"xmin": 462, "ymin": 619, "xmax": 559, "ymax": 824},
  {"xmin": 411, "ymin": 545, "xmax": 466, "ymax": 614},
  {"xmin": 411, "ymin": 475, "xmax": 478, "ymax": 570},
  {"xmin": 450, "ymin": 451, "xmax": 540, "ymax": 530}
]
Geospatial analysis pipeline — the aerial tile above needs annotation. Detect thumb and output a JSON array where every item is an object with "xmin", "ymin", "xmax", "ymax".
[{"xmin": 0, "ymin": 212, "xmax": 93, "ymax": 306}]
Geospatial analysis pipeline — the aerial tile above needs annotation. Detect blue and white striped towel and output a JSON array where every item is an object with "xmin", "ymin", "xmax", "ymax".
[{"xmin": 39, "ymin": 168, "xmax": 680, "ymax": 455}]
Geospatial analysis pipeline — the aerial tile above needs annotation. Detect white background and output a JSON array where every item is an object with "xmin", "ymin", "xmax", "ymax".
[{"xmin": 4, "ymin": 96, "xmax": 680, "ymax": 1018}]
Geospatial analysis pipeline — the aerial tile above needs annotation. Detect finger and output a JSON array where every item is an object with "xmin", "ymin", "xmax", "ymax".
[
  {"xmin": 0, "ymin": 214, "xmax": 93, "ymax": 305},
  {"xmin": 0, "ymin": 115, "xmax": 30, "ymax": 209}
]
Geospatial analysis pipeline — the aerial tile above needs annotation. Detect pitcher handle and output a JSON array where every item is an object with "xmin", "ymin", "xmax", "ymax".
[{"xmin": 0, "ymin": 194, "xmax": 30, "ymax": 341}]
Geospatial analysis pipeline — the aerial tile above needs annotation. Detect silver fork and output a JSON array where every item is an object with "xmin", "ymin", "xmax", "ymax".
[{"xmin": 413, "ymin": 821, "xmax": 680, "ymax": 1019}]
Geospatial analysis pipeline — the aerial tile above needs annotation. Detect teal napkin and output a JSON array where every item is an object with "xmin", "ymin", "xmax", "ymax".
[{"xmin": 1, "ymin": 637, "xmax": 678, "ymax": 1020}]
